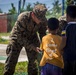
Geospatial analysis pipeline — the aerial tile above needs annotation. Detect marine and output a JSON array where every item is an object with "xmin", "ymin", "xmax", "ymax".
[{"xmin": 4, "ymin": 4, "xmax": 47, "ymax": 75}]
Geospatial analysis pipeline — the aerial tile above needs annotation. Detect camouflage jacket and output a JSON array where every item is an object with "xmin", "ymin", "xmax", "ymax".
[{"xmin": 10, "ymin": 12, "xmax": 47, "ymax": 46}]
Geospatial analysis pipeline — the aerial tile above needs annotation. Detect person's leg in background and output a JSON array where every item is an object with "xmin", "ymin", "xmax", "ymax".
[
  {"xmin": 4, "ymin": 42, "xmax": 22, "ymax": 75},
  {"xmin": 24, "ymin": 36, "xmax": 41, "ymax": 75},
  {"xmin": 63, "ymin": 61, "xmax": 73, "ymax": 75},
  {"xmin": 37, "ymin": 52, "xmax": 43, "ymax": 75},
  {"xmin": 25, "ymin": 47, "xmax": 38, "ymax": 75},
  {"xmin": 72, "ymin": 61, "xmax": 76, "ymax": 75}
]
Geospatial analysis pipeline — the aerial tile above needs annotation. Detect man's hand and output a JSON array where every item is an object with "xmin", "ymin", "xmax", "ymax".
[{"xmin": 36, "ymin": 47, "xmax": 42, "ymax": 54}]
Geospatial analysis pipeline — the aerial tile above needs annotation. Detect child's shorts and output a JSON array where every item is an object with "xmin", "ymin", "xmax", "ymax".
[{"xmin": 41, "ymin": 63, "xmax": 62, "ymax": 75}]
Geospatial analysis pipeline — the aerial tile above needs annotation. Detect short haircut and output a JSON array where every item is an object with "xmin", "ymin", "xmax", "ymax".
[
  {"xmin": 66, "ymin": 5, "xmax": 76, "ymax": 18},
  {"xmin": 48, "ymin": 18, "xmax": 59, "ymax": 30}
]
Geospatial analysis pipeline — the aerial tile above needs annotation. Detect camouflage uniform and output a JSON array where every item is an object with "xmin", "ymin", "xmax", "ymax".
[
  {"xmin": 57, "ymin": 20, "xmax": 67, "ymax": 36},
  {"xmin": 4, "ymin": 4, "xmax": 47, "ymax": 75},
  {"xmin": 57, "ymin": 15, "xmax": 67, "ymax": 36}
]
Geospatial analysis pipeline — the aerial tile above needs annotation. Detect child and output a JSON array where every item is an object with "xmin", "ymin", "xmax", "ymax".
[
  {"xmin": 57, "ymin": 20, "xmax": 67, "ymax": 36},
  {"xmin": 37, "ymin": 18, "xmax": 64, "ymax": 75},
  {"xmin": 60, "ymin": 5, "xmax": 76, "ymax": 75}
]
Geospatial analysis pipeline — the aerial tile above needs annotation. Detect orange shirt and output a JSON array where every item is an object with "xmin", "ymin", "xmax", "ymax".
[{"xmin": 40, "ymin": 33, "xmax": 64, "ymax": 68}]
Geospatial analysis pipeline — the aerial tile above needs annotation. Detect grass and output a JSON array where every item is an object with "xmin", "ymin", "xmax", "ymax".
[
  {"xmin": 0, "ymin": 62, "xmax": 28, "ymax": 75},
  {"xmin": 0, "ymin": 63, "xmax": 4, "ymax": 75},
  {"xmin": 15, "ymin": 62, "xmax": 28, "ymax": 74},
  {"xmin": 0, "ymin": 33, "xmax": 10, "ymax": 44},
  {"xmin": 0, "ymin": 33, "xmax": 10, "ymax": 36},
  {"xmin": 0, "ymin": 33, "xmax": 28, "ymax": 75},
  {"xmin": 0, "ymin": 37, "xmax": 9, "ymax": 44}
]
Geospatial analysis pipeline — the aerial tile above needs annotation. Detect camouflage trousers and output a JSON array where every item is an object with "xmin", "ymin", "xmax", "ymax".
[{"xmin": 3, "ymin": 40, "xmax": 41, "ymax": 75}]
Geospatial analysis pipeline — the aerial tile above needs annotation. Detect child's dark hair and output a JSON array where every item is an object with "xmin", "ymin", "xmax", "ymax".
[
  {"xmin": 66, "ymin": 5, "xmax": 76, "ymax": 18},
  {"xmin": 48, "ymin": 18, "xmax": 59, "ymax": 30}
]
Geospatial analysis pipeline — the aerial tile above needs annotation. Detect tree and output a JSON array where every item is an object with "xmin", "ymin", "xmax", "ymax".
[
  {"xmin": 51, "ymin": 0, "xmax": 61, "ymax": 18},
  {"xmin": 66, "ymin": 0, "xmax": 74, "ymax": 5},
  {"xmin": 34, "ymin": 1, "xmax": 45, "ymax": 6},
  {"xmin": 8, "ymin": 3, "xmax": 17, "ymax": 14},
  {"xmin": 25, "ymin": 3, "xmax": 33, "ymax": 11},
  {"xmin": 25, "ymin": 1, "xmax": 45, "ymax": 12},
  {"xmin": 19, "ymin": 0, "xmax": 26, "ymax": 13},
  {"xmin": 7, "ymin": 3, "xmax": 17, "ymax": 32}
]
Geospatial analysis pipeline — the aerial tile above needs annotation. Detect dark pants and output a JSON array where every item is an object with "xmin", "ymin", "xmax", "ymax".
[
  {"xmin": 3, "ymin": 40, "xmax": 40, "ymax": 75},
  {"xmin": 41, "ymin": 63, "xmax": 62, "ymax": 75},
  {"xmin": 63, "ymin": 61, "xmax": 76, "ymax": 75}
]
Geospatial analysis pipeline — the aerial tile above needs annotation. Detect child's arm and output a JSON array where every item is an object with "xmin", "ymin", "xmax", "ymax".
[{"xmin": 60, "ymin": 36, "xmax": 67, "ymax": 50}]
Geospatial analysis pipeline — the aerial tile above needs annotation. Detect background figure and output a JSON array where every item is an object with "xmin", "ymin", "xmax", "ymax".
[
  {"xmin": 4, "ymin": 4, "xmax": 47, "ymax": 75},
  {"xmin": 57, "ymin": 20, "xmax": 67, "ymax": 36},
  {"xmin": 37, "ymin": 18, "xmax": 64, "ymax": 75},
  {"xmin": 60, "ymin": 5, "xmax": 76, "ymax": 75}
]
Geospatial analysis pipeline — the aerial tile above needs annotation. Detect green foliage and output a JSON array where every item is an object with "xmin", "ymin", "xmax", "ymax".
[
  {"xmin": 45, "ymin": 0, "xmax": 63, "ymax": 19},
  {"xmin": 7, "ymin": 14, "xmax": 18, "ymax": 32},
  {"xmin": 8, "ymin": 3, "xmax": 17, "ymax": 14},
  {"xmin": 0, "ymin": 62, "xmax": 28, "ymax": 75},
  {"xmin": 22, "ymin": 1, "xmax": 46, "ymax": 13},
  {"xmin": 0, "ymin": 33, "xmax": 10, "ymax": 44},
  {"xmin": 51, "ymin": 0, "xmax": 62, "ymax": 18},
  {"xmin": 34, "ymin": 1, "xmax": 46, "ymax": 6},
  {"xmin": 66, "ymin": 0, "xmax": 74, "ymax": 5},
  {"xmin": 0, "ymin": 37, "xmax": 9, "ymax": 44},
  {"xmin": 0, "ymin": 63, "xmax": 4, "ymax": 75},
  {"xmin": 19, "ymin": 0, "xmax": 26, "ymax": 13},
  {"xmin": 14, "ymin": 72, "xmax": 27, "ymax": 75},
  {"xmin": 25, "ymin": 3, "xmax": 33, "ymax": 11},
  {"xmin": 15, "ymin": 62, "xmax": 28, "ymax": 75},
  {"xmin": 25, "ymin": 1, "xmax": 46, "ymax": 12},
  {"xmin": 46, "ymin": 10, "xmax": 51, "ymax": 19},
  {"xmin": 46, "ymin": 15, "xmax": 51, "ymax": 19},
  {"xmin": 7, "ymin": 3, "xmax": 18, "ymax": 32},
  {"xmin": 20, "ymin": 8, "xmax": 26, "ymax": 13},
  {"xmin": 0, "ymin": 33, "xmax": 10, "ymax": 36}
]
